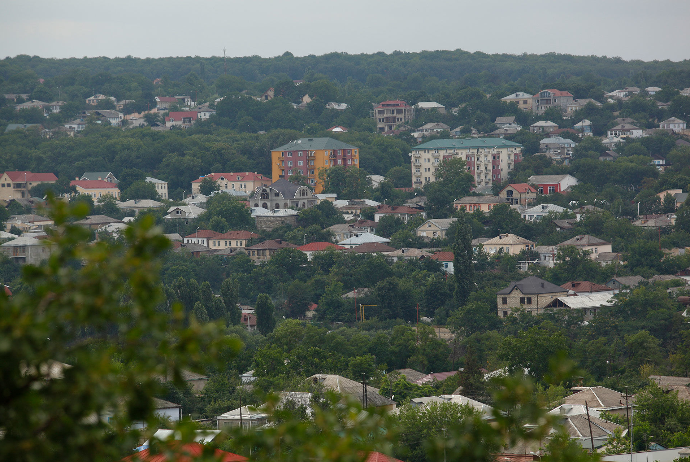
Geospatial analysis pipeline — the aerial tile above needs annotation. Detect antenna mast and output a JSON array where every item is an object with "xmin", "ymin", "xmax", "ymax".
[{"xmin": 223, "ymin": 48, "xmax": 227, "ymax": 75}]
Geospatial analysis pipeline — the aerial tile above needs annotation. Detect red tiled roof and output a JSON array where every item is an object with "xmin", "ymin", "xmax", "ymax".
[
  {"xmin": 123, "ymin": 442, "xmax": 247, "ymax": 462},
  {"xmin": 165, "ymin": 111, "xmax": 198, "ymax": 122},
  {"xmin": 216, "ymin": 230, "xmax": 259, "ymax": 240},
  {"xmin": 503, "ymin": 183, "xmax": 536, "ymax": 194},
  {"xmin": 430, "ymin": 251, "xmax": 454, "ymax": 262},
  {"xmin": 70, "ymin": 180, "xmax": 119, "ymax": 190},
  {"xmin": 192, "ymin": 172, "xmax": 269, "ymax": 183},
  {"xmin": 297, "ymin": 242, "xmax": 346, "ymax": 252},
  {"xmin": 375, "ymin": 204, "xmax": 422, "ymax": 215},
  {"xmin": 184, "ymin": 230, "xmax": 220, "ymax": 239},
  {"xmin": 365, "ymin": 452, "xmax": 404, "ymax": 462},
  {"xmin": 5, "ymin": 171, "xmax": 58, "ymax": 182}
]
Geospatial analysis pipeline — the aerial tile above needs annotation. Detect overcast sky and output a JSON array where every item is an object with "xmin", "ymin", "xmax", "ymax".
[{"xmin": 2, "ymin": 0, "xmax": 689, "ymax": 62}]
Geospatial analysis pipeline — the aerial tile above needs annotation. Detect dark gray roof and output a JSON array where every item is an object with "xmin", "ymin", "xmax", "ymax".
[
  {"xmin": 497, "ymin": 276, "xmax": 566, "ymax": 295},
  {"xmin": 557, "ymin": 235, "xmax": 610, "ymax": 247},
  {"xmin": 273, "ymin": 137, "xmax": 358, "ymax": 151},
  {"xmin": 270, "ymin": 179, "xmax": 301, "ymax": 199}
]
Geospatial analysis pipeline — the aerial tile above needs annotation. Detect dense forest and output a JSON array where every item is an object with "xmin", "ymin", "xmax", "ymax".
[{"xmin": 2, "ymin": 51, "xmax": 690, "ymax": 460}]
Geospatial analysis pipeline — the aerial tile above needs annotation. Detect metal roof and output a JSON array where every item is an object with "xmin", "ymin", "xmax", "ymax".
[
  {"xmin": 272, "ymin": 137, "xmax": 358, "ymax": 151},
  {"xmin": 412, "ymin": 138, "xmax": 522, "ymax": 150}
]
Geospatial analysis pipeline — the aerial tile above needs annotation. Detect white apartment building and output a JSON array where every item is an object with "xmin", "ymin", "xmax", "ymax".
[{"xmin": 410, "ymin": 138, "xmax": 523, "ymax": 189}]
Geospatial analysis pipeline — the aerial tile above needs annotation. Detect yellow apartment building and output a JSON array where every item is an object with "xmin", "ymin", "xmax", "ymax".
[{"xmin": 271, "ymin": 138, "xmax": 359, "ymax": 193}]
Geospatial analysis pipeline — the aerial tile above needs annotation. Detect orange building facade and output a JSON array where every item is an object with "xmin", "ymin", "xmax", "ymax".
[{"xmin": 270, "ymin": 137, "xmax": 359, "ymax": 193}]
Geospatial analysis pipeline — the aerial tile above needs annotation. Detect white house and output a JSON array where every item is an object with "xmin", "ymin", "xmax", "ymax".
[
  {"xmin": 521, "ymin": 204, "xmax": 567, "ymax": 221},
  {"xmin": 660, "ymin": 117, "xmax": 686, "ymax": 133},
  {"xmin": 607, "ymin": 124, "xmax": 643, "ymax": 139}
]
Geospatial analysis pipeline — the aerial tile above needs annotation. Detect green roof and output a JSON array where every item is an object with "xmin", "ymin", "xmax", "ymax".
[
  {"xmin": 273, "ymin": 137, "xmax": 358, "ymax": 151},
  {"xmin": 412, "ymin": 138, "xmax": 522, "ymax": 150}
]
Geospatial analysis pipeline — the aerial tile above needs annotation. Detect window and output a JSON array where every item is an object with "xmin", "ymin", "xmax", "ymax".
[
  {"xmin": 287, "ymin": 152, "xmax": 292, "ymax": 157},
  {"xmin": 288, "ymin": 161, "xmax": 293, "ymax": 166},
  {"xmin": 338, "ymin": 159, "xmax": 342, "ymax": 165},
  {"xmin": 298, "ymin": 151, "xmax": 303, "ymax": 156},
  {"xmin": 502, "ymin": 297, "xmax": 507, "ymax": 305},
  {"xmin": 548, "ymin": 186, "xmax": 556, "ymax": 194},
  {"xmin": 298, "ymin": 161, "xmax": 303, "ymax": 166},
  {"xmin": 520, "ymin": 297, "xmax": 525, "ymax": 305},
  {"xmin": 503, "ymin": 311, "xmax": 508, "ymax": 317}
]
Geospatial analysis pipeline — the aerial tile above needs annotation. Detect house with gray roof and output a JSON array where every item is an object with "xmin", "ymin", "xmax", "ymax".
[
  {"xmin": 249, "ymin": 179, "xmax": 316, "ymax": 210},
  {"xmin": 606, "ymin": 275, "xmax": 645, "ymax": 291},
  {"xmin": 80, "ymin": 172, "xmax": 118, "ymax": 184},
  {"xmin": 308, "ymin": 374, "xmax": 395, "ymax": 410},
  {"xmin": 497, "ymin": 276, "xmax": 567, "ymax": 317},
  {"xmin": 528, "ymin": 174, "xmax": 579, "ymax": 194},
  {"xmin": 556, "ymin": 235, "xmax": 612, "ymax": 259},
  {"xmin": 0, "ymin": 235, "xmax": 54, "ymax": 265},
  {"xmin": 521, "ymin": 203, "xmax": 567, "ymax": 221},
  {"xmin": 416, "ymin": 218, "xmax": 457, "ymax": 239},
  {"xmin": 543, "ymin": 293, "xmax": 614, "ymax": 319}
]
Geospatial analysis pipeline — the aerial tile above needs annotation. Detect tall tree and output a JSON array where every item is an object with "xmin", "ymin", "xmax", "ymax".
[
  {"xmin": 452, "ymin": 212, "xmax": 474, "ymax": 307},
  {"xmin": 255, "ymin": 293, "xmax": 276, "ymax": 335},
  {"xmin": 220, "ymin": 277, "xmax": 241, "ymax": 325}
]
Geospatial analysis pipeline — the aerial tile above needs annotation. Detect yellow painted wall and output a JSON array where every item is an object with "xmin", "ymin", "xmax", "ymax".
[{"xmin": 271, "ymin": 148, "xmax": 359, "ymax": 194}]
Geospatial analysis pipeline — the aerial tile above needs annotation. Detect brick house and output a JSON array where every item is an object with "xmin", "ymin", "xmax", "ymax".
[
  {"xmin": 454, "ymin": 195, "xmax": 508, "ymax": 212},
  {"xmin": 497, "ymin": 276, "xmax": 568, "ymax": 317},
  {"xmin": 70, "ymin": 180, "xmax": 120, "ymax": 200},
  {"xmin": 482, "ymin": 233, "xmax": 535, "ymax": 256},
  {"xmin": 373, "ymin": 100, "xmax": 415, "ymax": 133},
  {"xmin": 416, "ymin": 218, "xmax": 457, "ymax": 239},
  {"xmin": 499, "ymin": 183, "xmax": 537, "ymax": 206},
  {"xmin": 245, "ymin": 239, "xmax": 297, "ymax": 263},
  {"xmin": 556, "ymin": 235, "xmax": 612, "ymax": 259}
]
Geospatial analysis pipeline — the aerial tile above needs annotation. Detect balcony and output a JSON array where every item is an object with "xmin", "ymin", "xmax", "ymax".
[
  {"xmin": 412, "ymin": 152, "xmax": 421, "ymax": 158},
  {"xmin": 413, "ymin": 160, "xmax": 421, "ymax": 166},
  {"xmin": 414, "ymin": 171, "xmax": 422, "ymax": 177},
  {"xmin": 432, "ymin": 152, "xmax": 440, "ymax": 158}
]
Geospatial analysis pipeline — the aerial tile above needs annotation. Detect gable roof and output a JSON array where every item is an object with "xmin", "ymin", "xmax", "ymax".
[
  {"xmin": 70, "ymin": 180, "xmax": 119, "ymax": 190},
  {"xmin": 608, "ymin": 276, "xmax": 645, "ymax": 288},
  {"xmin": 528, "ymin": 174, "xmax": 577, "ymax": 185},
  {"xmin": 338, "ymin": 233, "xmax": 391, "ymax": 246},
  {"xmin": 272, "ymin": 137, "xmax": 358, "ymax": 152},
  {"xmin": 497, "ymin": 276, "xmax": 566, "ymax": 295},
  {"xmin": 266, "ymin": 179, "xmax": 305, "ymax": 199},
  {"xmin": 495, "ymin": 116, "xmax": 516, "ymax": 124},
  {"xmin": 564, "ymin": 386, "xmax": 631, "ymax": 409},
  {"xmin": 564, "ymin": 414, "xmax": 623, "ymax": 439},
  {"xmin": 557, "ymin": 235, "xmax": 610, "ymax": 247},
  {"xmin": 501, "ymin": 183, "xmax": 536, "ymax": 194},
  {"xmin": 375, "ymin": 204, "xmax": 422, "ymax": 215},
  {"xmin": 523, "ymin": 204, "xmax": 567, "ymax": 215},
  {"xmin": 81, "ymin": 171, "xmax": 117, "ymax": 182},
  {"xmin": 216, "ymin": 230, "xmax": 259, "ymax": 240},
  {"xmin": 430, "ymin": 251, "xmax": 454, "ymax": 262},
  {"xmin": 184, "ymin": 230, "xmax": 221, "ymax": 239},
  {"xmin": 418, "ymin": 218, "xmax": 457, "ymax": 230},
  {"xmin": 484, "ymin": 233, "xmax": 534, "ymax": 246},
  {"xmin": 308, "ymin": 374, "xmax": 395, "ymax": 408},
  {"xmin": 4, "ymin": 171, "xmax": 58, "ymax": 182},
  {"xmin": 297, "ymin": 242, "xmax": 346, "ymax": 252}
]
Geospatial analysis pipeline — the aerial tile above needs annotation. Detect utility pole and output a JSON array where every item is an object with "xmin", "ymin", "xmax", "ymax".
[
  {"xmin": 624, "ymin": 386, "xmax": 632, "ymax": 462},
  {"xmin": 585, "ymin": 401, "xmax": 595, "ymax": 453},
  {"xmin": 223, "ymin": 48, "xmax": 227, "ymax": 75}
]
